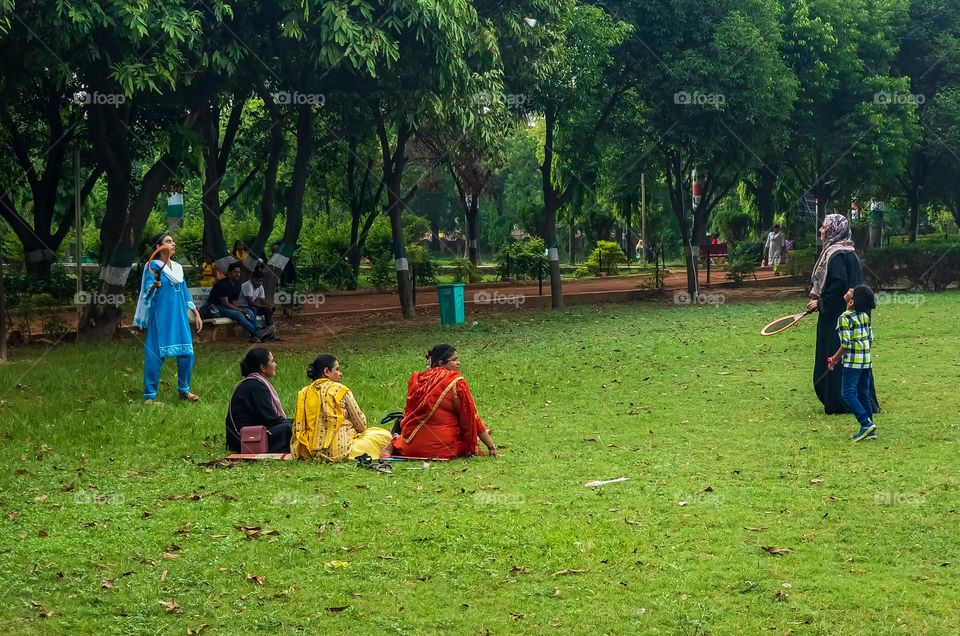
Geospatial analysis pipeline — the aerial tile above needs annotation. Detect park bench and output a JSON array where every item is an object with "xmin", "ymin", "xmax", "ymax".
[
  {"xmin": 188, "ymin": 287, "xmax": 264, "ymax": 342},
  {"xmin": 699, "ymin": 243, "xmax": 728, "ymax": 284}
]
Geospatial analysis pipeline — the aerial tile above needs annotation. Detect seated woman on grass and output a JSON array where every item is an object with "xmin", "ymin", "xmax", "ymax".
[
  {"xmin": 290, "ymin": 355, "xmax": 392, "ymax": 462},
  {"xmin": 381, "ymin": 344, "xmax": 497, "ymax": 460},
  {"xmin": 226, "ymin": 348, "xmax": 292, "ymax": 453}
]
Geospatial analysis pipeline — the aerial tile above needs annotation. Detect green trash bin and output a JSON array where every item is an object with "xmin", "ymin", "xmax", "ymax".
[{"xmin": 437, "ymin": 283, "xmax": 466, "ymax": 325}]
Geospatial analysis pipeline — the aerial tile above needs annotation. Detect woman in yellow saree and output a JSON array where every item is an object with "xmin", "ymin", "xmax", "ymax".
[{"xmin": 291, "ymin": 354, "xmax": 392, "ymax": 462}]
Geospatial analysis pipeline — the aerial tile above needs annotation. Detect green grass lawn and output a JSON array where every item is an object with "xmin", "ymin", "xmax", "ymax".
[{"xmin": 1, "ymin": 292, "xmax": 959, "ymax": 634}]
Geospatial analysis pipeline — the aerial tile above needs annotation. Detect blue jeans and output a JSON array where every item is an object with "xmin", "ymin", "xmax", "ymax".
[
  {"xmin": 841, "ymin": 366, "xmax": 874, "ymax": 427},
  {"xmin": 217, "ymin": 307, "xmax": 260, "ymax": 336}
]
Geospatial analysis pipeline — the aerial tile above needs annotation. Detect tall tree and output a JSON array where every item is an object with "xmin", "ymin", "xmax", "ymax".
[
  {"xmin": 781, "ymin": 0, "xmax": 914, "ymax": 235},
  {"xmin": 0, "ymin": 3, "xmax": 102, "ymax": 276},
  {"xmin": 633, "ymin": 0, "xmax": 796, "ymax": 295},
  {"xmin": 891, "ymin": 0, "xmax": 960, "ymax": 241},
  {"xmin": 527, "ymin": 3, "xmax": 632, "ymax": 307},
  {"xmin": 74, "ymin": 1, "xmax": 208, "ymax": 340}
]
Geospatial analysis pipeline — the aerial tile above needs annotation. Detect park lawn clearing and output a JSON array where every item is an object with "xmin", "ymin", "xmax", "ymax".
[{"xmin": 1, "ymin": 292, "xmax": 959, "ymax": 634}]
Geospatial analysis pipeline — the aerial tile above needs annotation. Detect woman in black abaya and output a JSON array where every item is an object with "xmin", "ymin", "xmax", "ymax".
[{"xmin": 805, "ymin": 214, "xmax": 878, "ymax": 414}]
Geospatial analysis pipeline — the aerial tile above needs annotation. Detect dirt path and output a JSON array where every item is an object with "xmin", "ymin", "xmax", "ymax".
[
  {"xmin": 265, "ymin": 274, "xmax": 806, "ymax": 350},
  {"xmin": 14, "ymin": 267, "xmax": 799, "ymax": 347}
]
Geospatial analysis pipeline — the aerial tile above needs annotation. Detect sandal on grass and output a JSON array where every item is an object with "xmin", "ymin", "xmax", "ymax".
[
  {"xmin": 354, "ymin": 453, "xmax": 393, "ymax": 474},
  {"xmin": 179, "ymin": 393, "xmax": 201, "ymax": 402}
]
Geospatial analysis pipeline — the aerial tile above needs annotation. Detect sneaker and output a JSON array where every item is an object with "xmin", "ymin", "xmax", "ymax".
[
  {"xmin": 255, "ymin": 325, "xmax": 276, "ymax": 341},
  {"xmin": 864, "ymin": 430, "xmax": 878, "ymax": 440},
  {"xmin": 851, "ymin": 423, "xmax": 877, "ymax": 442}
]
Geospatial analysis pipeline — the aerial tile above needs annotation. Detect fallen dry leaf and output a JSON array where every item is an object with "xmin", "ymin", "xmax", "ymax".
[
  {"xmin": 762, "ymin": 546, "xmax": 793, "ymax": 556},
  {"xmin": 744, "ymin": 527, "xmax": 768, "ymax": 532},
  {"xmin": 176, "ymin": 523, "xmax": 193, "ymax": 536},
  {"xmin": 810, "ymin": 478, "xmax": 824, "ymax": 484},
  {"xmin": 37, "ymin": 530, "xmax": 48, "ymax": 538},
  {"xmin": 186, "ymin": 625, "xmax": 210, "ymax": 635},
  {"xmin": 161, "ymin": 570, "xmax": 168, "ymax": 582},
  {"xmin": 33, "ymin": 494, "xmax": 48, "ymax": 502},
  {"xmin": 246, "ymin": 573, "xmax": 266, "ymax": 586},
  {"xmin": 8, "ymin": 511, "xmax": 19, "ymax": 521},
  {"xmin": 326, "ymin": 606, "xmax": 351, "ymax": 613},
  {"xmin": 552, "ymin": 569, "xmax": 589, "ymax": 577},
  {"xmin": 162, "ymin": 552, "xmax": 181, "ymax": 560},
  {"xmin": 377, "ymin": 555, "xmax": 396, "ymax": 560},
  {"xmin": 101, "ymin": 580, "xmax": 113, "ymax": 589},
  {"xmin": 510, "ymin": 612, "xmax": 525, "ymax": 621},
  {"xmin": 624, "ymin": 519, "xmax": 643, "ymax": 526},
  {"xmin": 234, "ymin": 525, "xmax": 279, "ymax": 539},
  {"xmin": 510, "ymin": 566, "xmax": 529, "ymax": 574},
  {"xmin": 159, "ymin": 599, "xmax": 179, "ymax": 613}
]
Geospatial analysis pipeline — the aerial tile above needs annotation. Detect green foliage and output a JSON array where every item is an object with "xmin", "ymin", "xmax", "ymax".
[
  {"xmin": 496, "ymin": 238, "xmax": 547, "ymax": 281},
  {"xmin": 578, "ymin": 240, "xmax": 627, "ymax": 277},
  {"xmin": 298, "ymin": 217, "xmax": 356, "ymax": 291},
  {"xmin": 786, "ymin": 247, "xmax": 817, "ymax": 284},
  {"xmin": 720, "ymin": 212, "xmax": 753, "ymax": 245},
  {"xmin": 174, "ymin": 217, "xmax": 204, "ymax": 268},
  {"xmin": 368, "ymin": 257, "xmax": 396, "ymax": 291},
  {"xmin": 862, "ymin": 242, "xmax": 960, "ymax": 291},
  {"xmin": 449, "ymin": 258, "xmax": 483, "ymax": 284},
  {"xmin": 725, "ymin": 242, "xmax": 760, "ymax": 287},
  {"xmin": 2, "ymin": 267, "xmax": 99, "ymax": 307},
  {"xmin": 220, "ymin": 211, "xmax": 263, "ymax": 253},
  {"xmin": 408, "ymin": 244, "xmax": 437, "ymax": 287},
  {"xmin": 140, "ymin": 213, "xmax": 167, "ymax": 255}
]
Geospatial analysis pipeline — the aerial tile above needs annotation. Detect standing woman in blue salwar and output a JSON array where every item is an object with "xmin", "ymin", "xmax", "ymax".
[{"xmin": 133, "ymin": 233, "xmax": 204, "ymax": 404}]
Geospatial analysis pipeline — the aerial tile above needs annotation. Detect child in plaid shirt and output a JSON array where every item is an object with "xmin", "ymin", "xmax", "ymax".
[{"xmin": 827, "ymin": 285, "xmax": 877, "ymax": 441}]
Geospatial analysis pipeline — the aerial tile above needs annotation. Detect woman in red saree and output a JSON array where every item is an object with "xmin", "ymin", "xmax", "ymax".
[{"xmin": 383, "ymin": 344, "xmax": 497, "ymax": 460}]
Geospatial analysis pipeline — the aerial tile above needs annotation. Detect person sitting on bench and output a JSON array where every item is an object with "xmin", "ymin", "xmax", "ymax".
[
  {"xmin": 238, "ymin": 269, "xmax": 276, "ymax": 336},
  {"xmin": 226, "ymin": 348, "xmax": 292, "ymax": 453},
  {"xmin": 209, "ymin": 262, "xmax": 275, "ymax": 342}
]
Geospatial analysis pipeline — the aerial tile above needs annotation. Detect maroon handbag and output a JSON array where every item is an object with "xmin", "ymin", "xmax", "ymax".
[
  {"xmin": 228, "ymin": 393, "xmax": 269, "ymax": 453},
  {"xmin": 240, "ymin": 426, "xmax": 269, "ymax": 453}
]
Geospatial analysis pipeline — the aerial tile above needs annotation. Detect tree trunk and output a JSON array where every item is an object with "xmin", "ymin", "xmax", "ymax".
[
  {"xmin": 908, "ymin": 188, "xmax": 921, "ymax": 243},
  {"xmin": 378, "ymin": 117, "xmax": 415, "ymax": 319},
  {"xmin": 79, "ymin": 155, "xmax": 179, "ymax": 341},
  {"xmin": 429, "ymin": 216, "xmax": 442, "ymax": 252},
  {"xmin": 751, "ymin": 166, "xmax": 777, "ymax": 233},
  {"xmin": 281, "ymin": 105, "xmax": 313, "ymax": 251},
  {"xmin": 201, "ymin": 138, "xmax": 229, "ymax": 267},
  {"xmin": 540, "ymin": 105, "xmax": 564, "ymax": 308},
  {"xmin": 467, "ymin": 193, "xmax": 479, "ymax": 265},
  {"xmin": 250, "ymin": 87, "xmax": 285, "ymax": 300},
  {"xmin": 665, "ymin": 155, "xmax": 698, "ymax": 297}
]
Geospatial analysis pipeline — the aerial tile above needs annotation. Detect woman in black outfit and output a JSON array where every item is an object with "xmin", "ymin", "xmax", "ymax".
[
  {"xmin": 805, "ymin": 214, "xmax": 878, "ymax": 414},
  {"xmin": 226, "ymin": 348, "xmax": 292, "ymax": 452}
]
